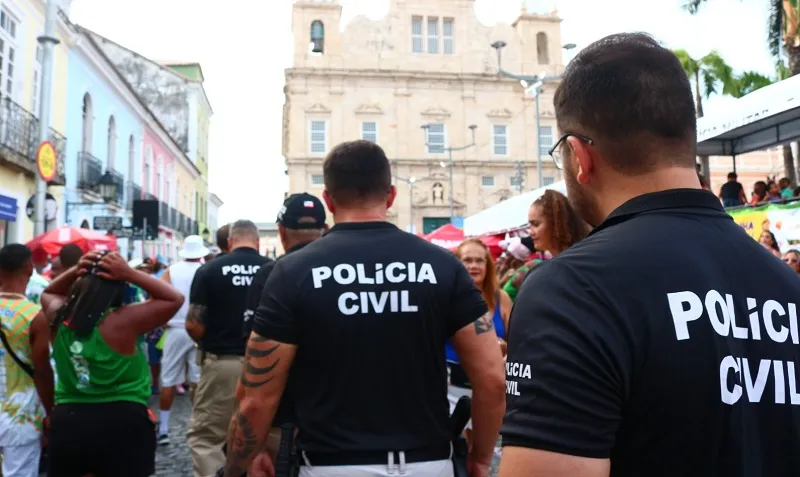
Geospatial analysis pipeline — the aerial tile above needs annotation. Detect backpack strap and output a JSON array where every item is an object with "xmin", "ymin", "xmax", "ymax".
[{"xmin": 0, "ymin": 323, "xmax": 35, "ymax": 378}]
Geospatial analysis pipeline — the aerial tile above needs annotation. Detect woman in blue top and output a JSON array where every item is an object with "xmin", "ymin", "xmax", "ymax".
[{"xmin": 445, "ymin": 238, "xmax": 512, "ymax": 444}]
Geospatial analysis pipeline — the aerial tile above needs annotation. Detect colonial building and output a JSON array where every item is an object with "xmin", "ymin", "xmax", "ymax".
[{"xmin": 283, "ymin": 0, "xmax": 567, "ymax": 234}]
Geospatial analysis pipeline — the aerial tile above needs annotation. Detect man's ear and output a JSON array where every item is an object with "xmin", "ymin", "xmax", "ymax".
[
  {"xmin": 566, "ymin": 136, "xmax": 594, "ymax": 185},
  {"xmin": 322, "ymin": 190, "xmax": 336, "ymax": 215}
]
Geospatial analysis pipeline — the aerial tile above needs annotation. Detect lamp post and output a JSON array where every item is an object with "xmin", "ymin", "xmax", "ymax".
[
  {"xmin": 394, "ymin": 175, "xmax": 416, "ymax": 233},
  {"xmin": 64, "ymin": 171, "xmax": 120, "ymax": 225},
  {"xmin": 421, "ymin": 124, "xmax": 477, "ymax": 220},
  {"xmin": 490, "ymin": 41, "xmax": 576, "ymax": 189}
]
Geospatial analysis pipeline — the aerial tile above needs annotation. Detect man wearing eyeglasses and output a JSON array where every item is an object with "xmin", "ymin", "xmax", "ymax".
[{"xmin": 499, "ymin": 33, "xmax": 800, "ymax": 477}]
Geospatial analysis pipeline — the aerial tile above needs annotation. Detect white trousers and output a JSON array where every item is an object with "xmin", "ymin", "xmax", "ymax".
[
  {"xmin": 299, "ymin": 458, "xmax": 453, "ymax": 477},
  {"xmin": 160, "ymin": 327, "xmax": 201, "ymax": 387},
  {"xmin": 0, "ymin": 440, "xmax": 41, "ymax": 477}
]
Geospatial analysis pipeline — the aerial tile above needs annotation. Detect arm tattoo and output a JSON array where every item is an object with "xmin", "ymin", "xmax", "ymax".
[
  {"xmin": 224, "ymin": 410, "xmax": 258, "ymax": 476},
  {"xmin": 474, "ymin": 312, "xmax": 495, "ymax": 335},
  {"xmin": 186, "ymin": 304, "xmax": 207, "ymax": 325},
  {"xmin": 240, "ymin": 335, "xmax": 281, "ymax": 388}
]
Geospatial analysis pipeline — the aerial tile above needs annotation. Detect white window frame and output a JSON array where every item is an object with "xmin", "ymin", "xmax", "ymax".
[
  {"xmin": 443, "ymin": 18, "xmax": 454, "ymax": 55},
  {"xmin": 310, "ymin": 173, "xmax": 324, "ymax": 186},
  {"xmin": 32, "ymin": 44, "xmax": 42, "ymax": 114},
  {"xmin": 411, "ymin": 16, "xmax": 423, "ymax": 53},
  {"xmin": 361, "ymin": 121, "xmax": 378, "ymax": 143},
  {"xmin": 309, "ymin": 119, "xmax": 328, "ymax": 155},
  {"xmin": 425, "ymin": 123, "xmax": 446, "ymax": 155},
  {"xmin": 492, "ymin": 124, "xmax": 509, "ymax": 157},
  {"xmin": 427, "ymin": 16, "xmax": 439, "ymax": 54},
  {"xmin": 538, "ymin": 125, "xmax": 553, "ymax": 157},
  {"xmin": 0, "ymin": 8, "xmax": 19, "ymax": 101},
  {"xmin": 481, "ymin": 176, "xmax": 495, "ymax": 188}
]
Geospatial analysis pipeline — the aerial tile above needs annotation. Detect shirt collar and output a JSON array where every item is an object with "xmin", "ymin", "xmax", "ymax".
[
  {"xmin": 325, "ymin": 221, "xmax": 398, "ymax": 236},
  {"xmin": 286, "ymin": 242, "xmax": 311, "ymax": 254},
  {"xmin": 229, "ymin": 247, "xmax": 260, "ymax": 255},
  {"xmin": 590, "ymin": 188, "xmax": 726, "ymax": 236}
]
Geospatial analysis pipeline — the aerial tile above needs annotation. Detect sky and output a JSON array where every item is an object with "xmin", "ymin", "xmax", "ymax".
[{"xmin": 69, "ymin": 0, "xmax": 776, "ymax": 223}]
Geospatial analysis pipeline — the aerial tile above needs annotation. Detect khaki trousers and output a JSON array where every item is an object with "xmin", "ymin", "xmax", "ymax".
[{"xmin": 187, "ymin": 353, "xmax": 243, "ymax": 477}]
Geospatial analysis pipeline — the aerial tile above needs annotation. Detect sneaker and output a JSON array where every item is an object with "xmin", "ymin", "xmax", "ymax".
[
  {"xmin": 176, "ymin": 384, "xmax": 186, "ymax": 395},
  {"xmin": 158, "ymin": 434, "xmax": 170, "ymax": 446}
]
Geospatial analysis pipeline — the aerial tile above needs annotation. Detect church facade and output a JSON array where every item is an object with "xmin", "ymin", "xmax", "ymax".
[{"xmin": 283, "ymin": 0, "xmax": 567, "ymax": 233}]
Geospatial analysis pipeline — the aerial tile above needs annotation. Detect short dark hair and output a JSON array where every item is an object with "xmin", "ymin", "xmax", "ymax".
[
  {"xmin": 59, "ymin": 244, "xmax": 83, "ymax": 268},
  {"xmin": 728, "ymin": 172, "xmax": 737, "ymax": 179},
  {"xmin": 323, "ymin": 140, "xmax": 392, "ymax": 206},
  {"xmin": 0, "ymin": 244, "xmax": 32, "ymax": 274},
  {"xmin": 230, "ymin": 220, "xmax": 259, "ymax": 241},
  {"xmin": 553, "ymin": 32, "xmax": 697, "ymax": 174},
  {"xmin": 216, "ymin": 224, "xmax": 230, "ymax": 250}
]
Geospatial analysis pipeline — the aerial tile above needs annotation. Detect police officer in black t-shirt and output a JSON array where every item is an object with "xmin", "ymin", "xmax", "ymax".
[
  {"xmin": 184, "ymin": 219, "xmax": 272, "ymax": 477},
  {"xmin": 499, "ymin": 33, "xmax": 800, "ymax": 477},
  {"xmin": 223, "ymin": 140, "xmax": 506, "ymax": 477},
  {"xmin": 240, "ymin": 192, "xmax": 327, "ymax": 461}
]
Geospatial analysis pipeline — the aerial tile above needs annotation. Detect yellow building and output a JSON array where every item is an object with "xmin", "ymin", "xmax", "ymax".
[
  {"xmin": 0, "ymin": 0, "xmax": 72, "ymax": 243},
  {"xmin": 284, "ymin": 0, "xmax": 566, "ymax": 234},
  {"xmin": 164, "ymin": 62, "xmax": 213, "ymax": 241}
]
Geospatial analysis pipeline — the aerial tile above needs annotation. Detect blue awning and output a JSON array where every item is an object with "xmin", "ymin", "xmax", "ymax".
[{"xmin": 0, "ymin": 195, "xmax": 18, "ymax": 222}]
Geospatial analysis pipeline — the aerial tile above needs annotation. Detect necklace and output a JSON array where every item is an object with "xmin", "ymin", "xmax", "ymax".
[{"xmin": 0, "ymin": 291, "xmax": 27, "ymax": 300}]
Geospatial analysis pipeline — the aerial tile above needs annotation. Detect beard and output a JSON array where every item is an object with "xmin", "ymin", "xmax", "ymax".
[{"xmin": 563, "ymin": 155, "xmax": 603, "ymax": 227}]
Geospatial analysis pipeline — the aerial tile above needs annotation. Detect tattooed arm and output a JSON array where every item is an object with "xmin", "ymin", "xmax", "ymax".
[
  {"xmin": 185, "ymin": 304, "xmax": 207, "ymax": 342},
  {"xmin": 224, "ymin": 333, "xmax": 297, "ymax": 476},
  {"xmin": 452, "ymin": 311, "xmax": 506, "ymax": 469},
  {"xmin": 186, "ymin": 266, "xmax": 209, "ymax": 342}
]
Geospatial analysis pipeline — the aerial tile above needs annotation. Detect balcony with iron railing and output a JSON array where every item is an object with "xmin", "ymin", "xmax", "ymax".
[
  {"xmin": 77, "ymin": 151, "xmax": 103, "ymax": 195},
  {"xmin": 0, "ymin": 97, "xmax": 67, "ymax": 184},
  {"xmin": 178, "ymin": 212, "xmax": 186, "ymax": 233},
  {"xmin": 169, "ymin": 206, "xmax": 178, "ymax": 230},
  {"xmin": 109, "ymin": 170, "xmax": 124, "ymax": 206},
  {"xmin": 159, "ymin": 201, "xmax": 168, "ymax": 229}
]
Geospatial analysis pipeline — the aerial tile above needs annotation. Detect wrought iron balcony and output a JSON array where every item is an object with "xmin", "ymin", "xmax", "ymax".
[
  {"xmin": 108, "ymin": 170, "xmax": 124, "ymax": 205},
  {"xmin": 159, "ymin": 201, "xmax": 168, "ymax": 229},
  {"xmin": 178, "ymin": 212, "xmax": 186, "ymax": 233},
  {"xmin": 0, "ymin": 97, "xmax": 67, "ymax": 184},
  {"xmin": 169, "ymin": 206, "xmax": 178, "ymax": 230},
  {"xmin": 77, "ymin": 151, "xmax": 103, "ymax": 194},
  {"xmin": 126, "ymin": 181, "xmax": 142, "ymax": 211}
]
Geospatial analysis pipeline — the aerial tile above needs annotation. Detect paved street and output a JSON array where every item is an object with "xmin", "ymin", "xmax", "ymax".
[{"xmin": 148, "ymin": 393, "xmax": 502, "ymax": 477}]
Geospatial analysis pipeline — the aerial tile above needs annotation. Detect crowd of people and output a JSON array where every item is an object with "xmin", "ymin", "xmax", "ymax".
[
  {"xmin": 716, "ymin": 171, "xmax": 800, "ymax": 207},
  {"xmin": 1, "ymin": 31, "xmax": 800, "ymax": 477}
]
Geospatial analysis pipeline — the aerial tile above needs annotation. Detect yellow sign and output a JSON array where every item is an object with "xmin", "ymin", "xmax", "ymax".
[
  {"xmin": 729, "ymin": 207, "xmax": 768, "ymax": 240},
  {"xmin": 36, "ymin": 141, "xmax": 57, "ymax": 182}
]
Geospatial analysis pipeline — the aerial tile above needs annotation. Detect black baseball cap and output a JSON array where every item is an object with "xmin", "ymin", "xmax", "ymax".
[{"xmin": 277, "ymin": 193, "xmax": 326, "ymax": 229}]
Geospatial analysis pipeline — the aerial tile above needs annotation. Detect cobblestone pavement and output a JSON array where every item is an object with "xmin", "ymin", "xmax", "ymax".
[{"xmin": 147, "ymin": 393, "xmax": 502, "ymax": 477}]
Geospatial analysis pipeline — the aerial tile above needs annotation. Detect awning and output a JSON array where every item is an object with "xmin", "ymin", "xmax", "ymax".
[
  {"xmin": 697, "ymin": 74, "xmax": 800, "ymax": 156},
  {"xmin": 463, "ymin": 181, "xmax": 568, "ymax": 237},
  {"xmin": 0, "ymin": 194, "xmax": 18, "ymax": 222}
]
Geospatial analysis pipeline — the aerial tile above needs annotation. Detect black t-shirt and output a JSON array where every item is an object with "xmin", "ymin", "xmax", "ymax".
[
  {"xmin": 242, "ymin": 242, "xmax": 310, "ymax": 426},
  {"xmin": 252, "ymin": 221, "xmax": 487, "ymax": 453},
  {"xmin": 190, "ymin": 247, "xmax": 271, "ymax": 356},
  {"xmin": 720, "ymin": 181, "xmax": 743, "ymax": 200},
  {"xmin": 502, "ymin": 189, "xmax": 800, "ymax": 477}
]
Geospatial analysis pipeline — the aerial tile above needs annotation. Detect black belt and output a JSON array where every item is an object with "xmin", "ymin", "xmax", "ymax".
[{"xmin": 301, "ymin": 443, "xmax": 451, "ymax": 466}]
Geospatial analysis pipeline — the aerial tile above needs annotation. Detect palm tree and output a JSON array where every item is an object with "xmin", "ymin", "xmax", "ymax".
[
  {"xmin": 672, "ymin": 49, "xmax": 739, "ymax": 179},
  {"xmin": 685, "ymin": 0, "xmax": 800, "ymax": 181}
]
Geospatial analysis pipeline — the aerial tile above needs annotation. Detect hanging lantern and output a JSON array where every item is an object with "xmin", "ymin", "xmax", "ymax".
[{"xmin": 310, "ymin": 20, "xmax": 325, "ymax": 54}]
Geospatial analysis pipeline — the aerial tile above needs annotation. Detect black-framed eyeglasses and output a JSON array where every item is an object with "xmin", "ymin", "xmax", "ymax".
[{"xmin": 548, "ymin": 133, "xmax": 594, "ymax": 170}]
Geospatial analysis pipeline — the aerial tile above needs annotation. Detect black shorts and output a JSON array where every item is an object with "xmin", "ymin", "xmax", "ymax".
[{"xmin": 48, "ymin": 401, "xmax": 156, "ymax": 477}]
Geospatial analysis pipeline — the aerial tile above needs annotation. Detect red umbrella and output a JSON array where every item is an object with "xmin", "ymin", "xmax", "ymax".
[
  {"xmin": 424, "ymin": 224, "xmax": 464, "ymax": 250},
  {"xmin": 27, "ymin": 226, "xmax": 118, "ymax": 256}
]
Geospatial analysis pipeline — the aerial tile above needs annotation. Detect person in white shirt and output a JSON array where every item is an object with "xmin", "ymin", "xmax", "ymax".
[{"xmin": 157, "ymin": 235, "xmax": 208, "ymax": 445}]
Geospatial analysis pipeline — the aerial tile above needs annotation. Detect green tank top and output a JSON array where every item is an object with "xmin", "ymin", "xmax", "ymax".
[{"xmin": 52, "ymin": 309, "xmax": 150, "ymax": 406}]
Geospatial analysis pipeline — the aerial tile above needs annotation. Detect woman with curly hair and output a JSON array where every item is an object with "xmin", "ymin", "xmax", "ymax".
[{"xmin": 503, "ymin": 190, "xmax": 590, "ymax": 298}]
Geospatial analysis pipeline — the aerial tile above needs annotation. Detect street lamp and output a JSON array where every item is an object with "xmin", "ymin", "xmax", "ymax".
[
  {"xmin": 490, "ymin": 40, "xmax": 574, "ymax": 188},
  {"xmin": 395, "ymin": 175, "xmax": 416, "ymax": 233},
  {"xmin": 97, "ymin": 170, "xmax": 119, "ymax": 203},
  {"xmin": 422, "ymin": 124, "xmax": 477, "ymax": 220}
]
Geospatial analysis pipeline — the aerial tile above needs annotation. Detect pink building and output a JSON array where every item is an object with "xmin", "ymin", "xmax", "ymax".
[{"xmin": 142, "ymin": 126, "xmax": 179, "ymax": 260}]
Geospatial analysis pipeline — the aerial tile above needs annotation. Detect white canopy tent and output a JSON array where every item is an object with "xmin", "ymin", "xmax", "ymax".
[
  {"xmin": 463, "ymin": 181, "xmax": 568, "ymax": 237},
  {"xmin": 697, "ymin": 74, "xmax": 800, "ymax": 158}
]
